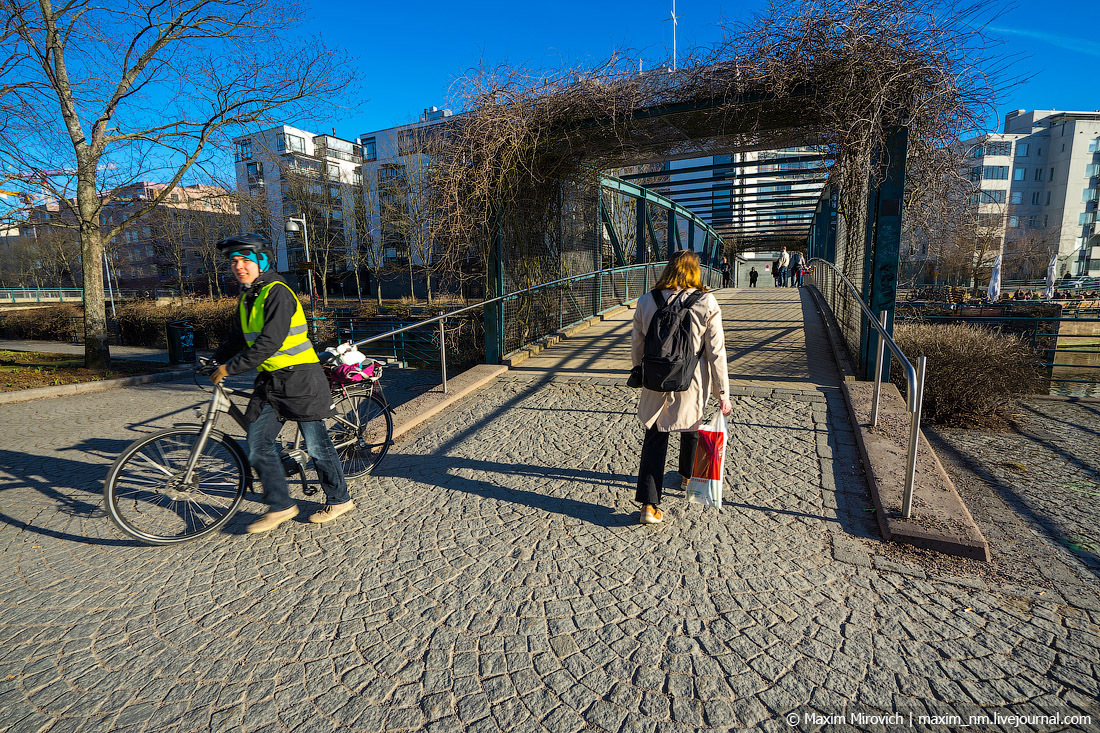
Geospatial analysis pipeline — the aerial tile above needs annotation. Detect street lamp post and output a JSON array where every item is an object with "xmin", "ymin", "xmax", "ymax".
[{"xmin": 284, "ymin": 217, "xmax": 316, "ymax": 317}]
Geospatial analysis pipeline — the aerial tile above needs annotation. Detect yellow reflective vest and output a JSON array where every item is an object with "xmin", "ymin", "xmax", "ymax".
[{"xmin": 239, "ymin": 281, "xmax": 319, "ymax": 372}]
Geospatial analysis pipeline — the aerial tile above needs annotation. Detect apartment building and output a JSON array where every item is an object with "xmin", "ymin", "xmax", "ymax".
[
  {"xmin": 359, "ymin": 106, "xmax": 453, "ymax": 267},
  {"xmin": 4, "ymin": 181, "xmax": 238, "ymax": 293},
  {"xmin": 964, "ymin": 109, "xmax": 1100, "ymax": 278},
  {"xmin": 232, "ymin": 125, "xmax": 364, "ymax": 288}
]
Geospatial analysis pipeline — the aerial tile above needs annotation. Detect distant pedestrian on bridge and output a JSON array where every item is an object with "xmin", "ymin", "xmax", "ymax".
[
  {"xmin": 631, "ymin": 250, "xmax": 732, "ymax": 525},
  {"xmin": 721, "ymin": 259, "xmax": 732, "ymax": 288},
  {"xmin": 778, "ymin": 246, "xmax": 790, "ymax": 287},
  {"xmin": 789, "ymin": 250, "xmax": 804, "ymax": 287},
  {"xmin": 749, "ymin": 267, "xmax": 758, "ymax": 287}
]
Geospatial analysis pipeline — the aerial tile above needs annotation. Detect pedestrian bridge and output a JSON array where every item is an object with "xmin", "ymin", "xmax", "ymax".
[{"xmin": 1, "ymin": 283, "xmax": 1098, "ymax": 731}]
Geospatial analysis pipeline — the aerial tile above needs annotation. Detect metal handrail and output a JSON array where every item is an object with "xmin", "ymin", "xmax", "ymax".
[
  {"xmin": 809, "ymin": 257, "xmax": 927, "ymax": 519},
  {"xmin": 341, "ymin": 262, "xmax": 714, "ymax": 394}
]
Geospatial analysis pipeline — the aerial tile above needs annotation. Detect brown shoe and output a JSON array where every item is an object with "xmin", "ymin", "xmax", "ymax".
[
  {"xmin": 309, "ymin": 500, "xmax": 355, "ymax": 524},
  {"xmin": 681, "ymin": 476, "xmax": 690, "ymax": 491},
  {"xmin": 246, "ymin": 505, "xmax": 298, "ymax": 533},
  {"xmin": 640, "ymin": 504, "xmax": 664, "ymax": 525}
]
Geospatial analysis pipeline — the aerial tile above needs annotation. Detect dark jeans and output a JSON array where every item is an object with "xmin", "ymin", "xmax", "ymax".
[
  {"xmin": 790, "ymin": 267, "xmax": 802, "ymax": 287},
  {"xmin": 749, "ymin": 277, "xmax": 758, "ymax": 287},
  {"xmin": 779, "ymin": 265, "xmax": 788, "ymax": 286},
  {"xmin": 247, "ymin": 404, "xmax": 350, "ymax": 511},
  {"xmin": 636, "ymin": 425, "xmax": 698, "ymax": 506}
]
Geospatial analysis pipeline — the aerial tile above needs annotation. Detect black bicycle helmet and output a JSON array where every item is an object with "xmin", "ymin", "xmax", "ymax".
[{"xmin": 217, "ymin": 233, "xmax": 274, "ymax": 272}]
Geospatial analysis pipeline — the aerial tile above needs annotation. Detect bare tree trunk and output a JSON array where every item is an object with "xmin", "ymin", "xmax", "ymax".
[
  {"xmin": 408, "ymin": 257, "xmax": 415, "ymax": 302},
  {"xmin": 375, "ymin": 267, "xmax": 383, "ymax": 306},
  {"xmin": 353, "ymin": 267, "xmax": 362, "ymax": 303},
  {"xmin": 79, "ymin": 222, "xmax": 111, "ymax": 369}
]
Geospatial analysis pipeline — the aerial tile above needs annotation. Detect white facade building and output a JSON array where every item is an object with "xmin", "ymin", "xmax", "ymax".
[
  {"xmin": 232, "ymin": 125, "xmax": 363, "ymax": 277},
  {"xmin": 963, "ymin": 110, "xmax": 1100, "ymax": 278},
  {"xmin": 359, "ymin": 107, "xmax": 453, "ymax": 267}
]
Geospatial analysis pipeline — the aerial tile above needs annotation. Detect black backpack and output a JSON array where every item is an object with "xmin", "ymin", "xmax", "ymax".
[{"xmin": 641, "ymin": 289, "xmax": 706, "ymax": 392}]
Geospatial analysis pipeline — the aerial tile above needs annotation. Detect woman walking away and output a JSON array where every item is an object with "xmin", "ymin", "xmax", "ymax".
[{"xmin": 631, "ymin": 251, "xmax": 732, "ymax": 524}]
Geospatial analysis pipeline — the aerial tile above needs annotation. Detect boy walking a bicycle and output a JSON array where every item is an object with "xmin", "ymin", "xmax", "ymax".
[{"xmin": 210, "ymin": 233, "xmax": 353, "ymax": 533}]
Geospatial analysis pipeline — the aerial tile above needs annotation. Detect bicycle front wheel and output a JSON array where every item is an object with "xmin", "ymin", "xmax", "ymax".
[
  {"xmin": 104, "ymin": 427, "xmax": 248, "ymax": 545},
  {"xmin": 327, "ymin": 389, "xmax": 392, "ymax": 478}
]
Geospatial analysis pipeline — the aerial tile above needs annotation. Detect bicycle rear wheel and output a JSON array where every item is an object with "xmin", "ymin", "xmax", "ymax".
[
  {"xmin": 104, "ymin": 427, "xmax": 248, "ymax": 545},
  {"xmin": 327, "ymin": 388, "xmax": 392, "ymax": 478}
]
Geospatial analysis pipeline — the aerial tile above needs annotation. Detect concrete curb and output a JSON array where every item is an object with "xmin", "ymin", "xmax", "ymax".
[
  {"xmin": 502, "ymin": 304, "xmax": 634, "ymax": 368},
  {"xmin": 0, "ymin": 368, "xmax": 191, "ymax": 405},
  {"xmin": 843, "ymin": 380, "xmax": 991, "ymax": 561},
  {"xmin": 806, "ymin": 284, "xmax": 857, "ymax": 381}
]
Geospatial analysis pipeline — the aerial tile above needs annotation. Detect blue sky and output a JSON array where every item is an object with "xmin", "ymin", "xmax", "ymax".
[{"xmin": 304, "ymin": 0, "xmax": 1099, "ymax": 141}]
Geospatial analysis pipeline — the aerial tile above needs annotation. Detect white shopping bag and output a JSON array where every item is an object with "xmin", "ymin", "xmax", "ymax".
[{"xmin": 687, "ymin": 412, "xmax": 727, "ymax": 510}]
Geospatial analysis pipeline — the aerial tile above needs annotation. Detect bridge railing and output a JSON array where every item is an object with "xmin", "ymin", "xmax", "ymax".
[
  {"xmin": 810, "ymin": 257, "xmax": 926, "ymax": 519},
  {"xmin": 328, "ymin": 261, "xmax": 718, "ymax": 392}
]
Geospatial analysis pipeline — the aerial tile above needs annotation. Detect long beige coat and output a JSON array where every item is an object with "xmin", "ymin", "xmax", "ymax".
[{"xmin": 632, "ymin": 288, "xmax": 730, "ymax": 431}]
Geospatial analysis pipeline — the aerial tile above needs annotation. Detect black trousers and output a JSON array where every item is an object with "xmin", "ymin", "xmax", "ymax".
[{"xmin": 636, "ymin": 426, "xmax": 698, "ymax": 506}]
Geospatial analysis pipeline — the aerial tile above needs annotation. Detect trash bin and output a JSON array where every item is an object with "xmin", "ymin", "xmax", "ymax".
[{"xmin": 166, "ymin": 320, "xmax": 196, "ymax": 365}]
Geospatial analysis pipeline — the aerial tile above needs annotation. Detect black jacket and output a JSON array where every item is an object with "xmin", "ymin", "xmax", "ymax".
[{"xmin": 214, "ymin": 273, "xmax": 335, "ymax": 423}]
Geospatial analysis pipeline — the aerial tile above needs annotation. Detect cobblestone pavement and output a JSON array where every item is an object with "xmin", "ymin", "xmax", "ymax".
[
  {"xmin": 1, "ymin": 289, "xmax": 1099, "ymax": 732},
  {"xmin": 930, "ymin": 398, "xmax": 1100, "ymax": 588}
]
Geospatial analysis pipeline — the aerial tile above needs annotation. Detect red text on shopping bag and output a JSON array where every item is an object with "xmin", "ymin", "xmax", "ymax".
[{"xmin": 691, "ymin": 421, "xmax": 726, "ymax": 481}]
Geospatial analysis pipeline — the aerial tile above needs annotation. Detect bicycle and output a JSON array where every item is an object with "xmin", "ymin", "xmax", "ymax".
[{"xmin": 102, "ymin": 352, "xmax": 393, "ymax": 545}]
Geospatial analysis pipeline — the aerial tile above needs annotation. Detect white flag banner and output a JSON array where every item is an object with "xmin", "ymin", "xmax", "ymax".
[
  {"xmin": 1043, "ymin": 253, "xmax": 1058, "ymax": 300},
  {"xmin": 987, "ymin": 254, "xmax": 1002, "ymax": 302}
]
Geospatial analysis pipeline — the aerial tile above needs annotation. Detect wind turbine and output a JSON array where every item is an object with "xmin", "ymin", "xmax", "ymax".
[{"xmin": 665, "ymin": 0, "xmax": 682, "ymax": 71}]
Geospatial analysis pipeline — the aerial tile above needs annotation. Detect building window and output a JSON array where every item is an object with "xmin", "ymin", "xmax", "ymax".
[
  {"xmin": 970, "ymin": 145, "xmax": 984, "ymax": 157},
  {"xmin": 1046, "ymin": 191, "xmax": 1051, "ymax": 206},
  {"xmin": 1080, "ymin": 212, "xmax": 1096, "ymax": 226},
  {"xmin": 1016, "ymin": 143, "xmax": 1028, "ymax": 157},
  {"xmin": 1010, "ymin": 191, "xmax": 1023, "ymax": 205},
  {"xmin": 246, "ymin": 161, "xmax": 263, "ymax": 179},
  {"xmin": 983, "ymin": 166, "xmax": 1009, "ymax": 180},
  {"xmin": 1013, "ymin": 168, "xmax": 1026, "ymax": 181},
  {"xmin": 968, "ymin": 167, "xmax": 981, "ymax": 183},
  {"xmin": 981, "ymin": 189, "xmax": 1006, "ymax": 204},
  {"xmin": 1008, "ymin": 216, "xmax": 1020, "ymax": 228},
  {"xmin": 1032, "ymin": 191, "xmax": 1041, "ymax": 205},
  {"xmin": 1084, "ymin": 188, "xmax": 1099, "ymax": 203},
  {"xmin": 1089, "ymin": 139, "xmax": 1099, "ymax": 154},
  {"xmin": 1050, "ymin": 167, "xmax": 1055, "ymax": 181},
  {"xmin": 234, "ymin": 139, "xmax": 252, "ymax": 161},
  {"xmin": 1086, "ymin": 163, "xmax": 1100, "ymax": 178},
  {"xmin": 1028, "ymin": 215, "xmax": 1041, "ymax": 228},
  {"xmin": 279, "ymin": 133, "xmax": 306, "ymax": 154},
  {"xmin": 1034, "ymin": 168, "xmax": 1043, "ymax": 182},
  {"xmin": 362, "ymin": 137, "xmax": 377, "ymax": 161},
  {"xmin": 986, "ymin": 140, "xmax": 1011, "ymax": 156}
]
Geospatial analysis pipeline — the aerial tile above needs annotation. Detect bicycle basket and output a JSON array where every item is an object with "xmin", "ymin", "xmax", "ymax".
[{"xmin": 330, "ymin": 362, "xmax": 376, "ymax": 384}]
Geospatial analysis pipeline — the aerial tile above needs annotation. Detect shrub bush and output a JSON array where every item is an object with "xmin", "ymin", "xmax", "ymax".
[
  {"xmin": 116, "ymin": 298, "xmax": 237, "ymax": 350},
  {"xmin": 890, "ymin": 322, "xmax": 1045, "ymax": 428},
  {"xmin": 0, "ymin": 304, "xmax": 82, "ymax": 341}
]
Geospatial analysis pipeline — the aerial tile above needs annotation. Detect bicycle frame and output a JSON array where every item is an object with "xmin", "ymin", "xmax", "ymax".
[
  {"xmin": 179, "ymin": 373, "xmax": 389, "ymax": 491},
  {"xmin": 180, "ymin": 384, "xmax": 249, "ymax": 486}
]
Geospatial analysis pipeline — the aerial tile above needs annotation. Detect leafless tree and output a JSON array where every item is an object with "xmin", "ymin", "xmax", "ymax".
[
  {"xmin": 0, "ymin": 0, "xmax": 352, "ymax": 367},
  {"xmin": 281, "ymin": 163, "xmax": 348, "ymax": 308},
  {"xmin": 350, "ymin": 178, "xmax": 384, "ymax": 305}
]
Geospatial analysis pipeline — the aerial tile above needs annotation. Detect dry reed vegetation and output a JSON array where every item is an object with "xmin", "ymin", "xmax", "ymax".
[
  {"xmin": 115, "ymin": 299, "xmax": 237, "ymax": 349},
  {"xmin": 428, "ymin": 0, "xmax": 1000, "ymax": 276},
  {"xmin": 891, "ymin": 322, "xmax": 1044, "ymax": 427},
  {"xmin": 0, "ymin": 305, "xmax": 84, "ymax": 341}
]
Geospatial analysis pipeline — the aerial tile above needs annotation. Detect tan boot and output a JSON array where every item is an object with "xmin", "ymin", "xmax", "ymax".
[
  {"xmin": 308, "ymin": 500, "xmax": 355, "ymax": 524},
  {"xmin": 640, "ymin": 504, "xmax": 664, "ymax": 525},
  {"xmin": 246, "ymin": 505, "xmax": 299, "ymax": 533}
]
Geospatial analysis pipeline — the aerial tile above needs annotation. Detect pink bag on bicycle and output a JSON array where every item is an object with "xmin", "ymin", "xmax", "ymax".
[{"xmin": 331, "ymin": 362, "xmax": 375, "ymax": 384}]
